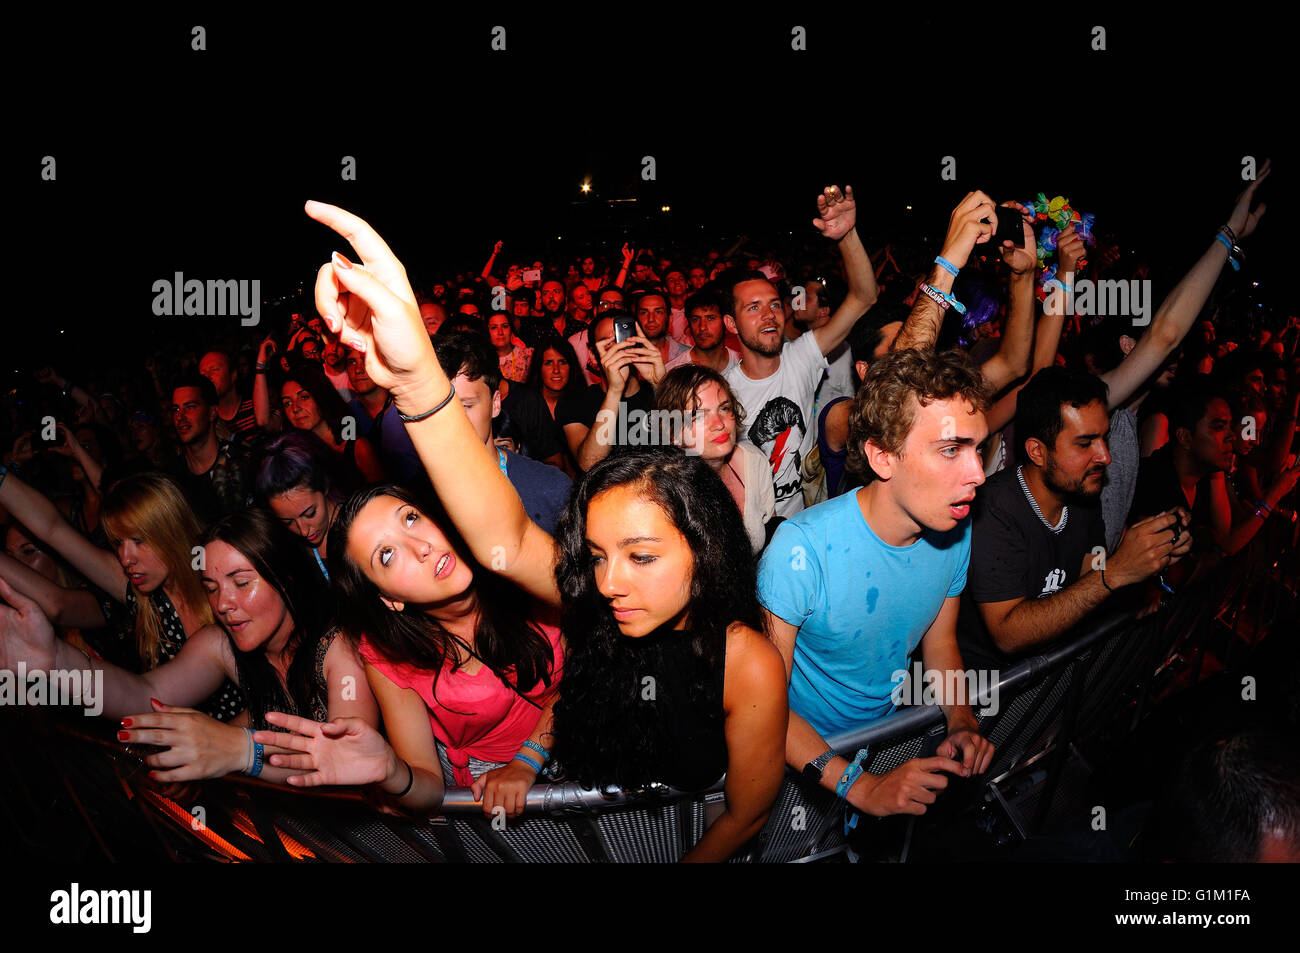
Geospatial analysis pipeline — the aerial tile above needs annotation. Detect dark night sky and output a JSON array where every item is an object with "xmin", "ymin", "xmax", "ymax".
[{"xmin": 14, "ymin": 10, "xmax": 1292, "ymax": 380}]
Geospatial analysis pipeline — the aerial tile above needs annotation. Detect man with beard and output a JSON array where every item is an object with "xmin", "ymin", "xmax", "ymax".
[
  {"xmin": 665, "ymin": 289, "xmax": 740, "ymax": 373},
  {"xmin": 957, "ymin": 368, "xmax": 1192, "ymax": 672},
  {"xmin": 633, "ymin": 290, "xmax": 689, "ymax": 367},
  {"xmin": 723, "ymin": 184, "xmax": 878, "ymax": 518}
]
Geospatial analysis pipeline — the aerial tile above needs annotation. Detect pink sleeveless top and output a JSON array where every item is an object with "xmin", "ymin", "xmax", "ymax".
[{"xmin": 359, "ymin": 621, "xmax": 562, "ymax": 787}]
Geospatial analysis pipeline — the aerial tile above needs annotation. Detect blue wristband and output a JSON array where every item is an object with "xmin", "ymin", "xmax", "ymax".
[
  {"xmin": 243, "ymin": 729, "xmax": 265, "ymax": 777},
  {"xmin": 937, "ymin": 287, "xmax": 967, "ymax": 315},
  {"xmin": 1215, "ymin": 232, "xmax": 1241, "ymax": 271},
  {"xmin": 512, "ymin": 752, "xmax": 543, "ymax": 773},
  {"xmin": 834, "ymin": 747, "xmax": 870, "ymax": 800},
  {"xmin": 835, "ymin": 747, "xmax": 870, "ymax": 836},
  {"xmin": 0, "ymin": 463, "xmax": 7, "ymax": 489},
  {"xmin": 934, "ymin": 255, "xmax": 960, "ymax": 278},
  {"xmin": 520, "ymin": 739, "xmax": 550, "ymax": 762}
]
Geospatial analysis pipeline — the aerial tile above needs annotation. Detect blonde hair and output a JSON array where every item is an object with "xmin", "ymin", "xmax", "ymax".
[{"xmin": 101, "ymin": 472, "xmax": 212, "ymax": 668}]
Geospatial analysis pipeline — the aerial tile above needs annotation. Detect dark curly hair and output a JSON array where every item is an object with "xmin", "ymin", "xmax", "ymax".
[
  {"xmin": 551, "ymin": 446, "xmax": 763, "ymax": 786},
  {"xmin": 327, "ymin": 483, "xmax": 556, "ymax": 716}
]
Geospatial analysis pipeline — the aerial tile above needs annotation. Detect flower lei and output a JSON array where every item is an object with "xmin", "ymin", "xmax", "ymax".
[{"xmin": 1022, "ymin": 193, "xmax": 1096, "ymax": 300}]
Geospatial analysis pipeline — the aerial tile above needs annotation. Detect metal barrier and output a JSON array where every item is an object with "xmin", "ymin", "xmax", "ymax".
[{"xmin": 4, "ymin": 512, "xmax": 1292, "ymax": 863}]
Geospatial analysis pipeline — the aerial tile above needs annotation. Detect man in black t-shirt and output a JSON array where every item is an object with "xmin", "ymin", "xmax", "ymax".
[{"xmin": 958, "ymin": 368, "xmax": 1190, "ymax": 672}]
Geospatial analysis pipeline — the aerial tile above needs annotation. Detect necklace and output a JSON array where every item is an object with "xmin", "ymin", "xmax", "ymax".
[{"xmin": 1017, "ymin": 466, "xmax": 1067, "ymax": 534}]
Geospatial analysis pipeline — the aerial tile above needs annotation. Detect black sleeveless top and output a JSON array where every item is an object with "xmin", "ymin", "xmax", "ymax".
[{"xmin": 626, "ymin": 627, "xmax": 728, "ymax": 791}]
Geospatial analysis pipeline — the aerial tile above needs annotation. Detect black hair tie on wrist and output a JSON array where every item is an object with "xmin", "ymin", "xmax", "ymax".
[{"xmin": 397, "ymin": 383, "xmax": 457, "ymax": 423}]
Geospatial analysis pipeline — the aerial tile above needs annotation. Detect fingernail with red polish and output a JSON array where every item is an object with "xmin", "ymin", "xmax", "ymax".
[
  {"xmin": 118, "ymin": 731, "xmax": 129, "ymax": 741},
  {"xmin": 148, "ymin": 771, "xmax": 158, "ymax": 780},
  {"xmin": 332, "ymin": 251, "xmax": 354, "ymax": 271},
  {"xmin": 150, "ymin": 698, "xmax": 162, "ymax": 707},
  {"xmin": 121, "ymin": 718, "xmax": 133, "ymax": 727}
]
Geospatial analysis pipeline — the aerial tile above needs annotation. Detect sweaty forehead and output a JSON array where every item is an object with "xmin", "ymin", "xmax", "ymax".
[{"xmin": 909, "ymin": 396, "xmax": 987, "ymax": 439}]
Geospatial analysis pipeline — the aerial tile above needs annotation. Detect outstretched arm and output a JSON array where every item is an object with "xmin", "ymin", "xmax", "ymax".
[
  {"xmin": 0, "ymin": 552, "xmax": 107, "ymax": 628},
  {"xmin": 1102, "ymin": 162, "xmax": 1270, "ymax": 408},
  {"xmin": 809, "ymin": 185, "xmax": 880, "ymax": 356},
  {"xmin": 0, "ymin": 466, "xmax": 127, "ymax": 600},
  {"xmin": 305, "ymin": 201, "xmax": 560, "ymax": 607}
]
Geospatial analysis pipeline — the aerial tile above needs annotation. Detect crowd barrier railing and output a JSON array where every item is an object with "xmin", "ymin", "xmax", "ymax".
[{"xmin": 7, "ymin": 503, "xmax": 1293, "ymax": 863}]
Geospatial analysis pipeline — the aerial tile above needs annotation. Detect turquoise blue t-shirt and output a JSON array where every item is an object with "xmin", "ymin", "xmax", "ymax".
[{"xmin": 757, "ymin": 490, "xmax": 971, "ymax": 737}]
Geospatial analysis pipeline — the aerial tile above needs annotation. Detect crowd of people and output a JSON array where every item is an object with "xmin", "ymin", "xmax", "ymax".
[{"xmin": 2, "ymin": 167, "xmax": 1298, "ymax": 862}]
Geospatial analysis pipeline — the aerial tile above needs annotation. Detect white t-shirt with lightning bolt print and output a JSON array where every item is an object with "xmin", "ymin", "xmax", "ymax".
[{"xmin": 725, "ymin": 332, "xmax": 828, "ymax": 518}]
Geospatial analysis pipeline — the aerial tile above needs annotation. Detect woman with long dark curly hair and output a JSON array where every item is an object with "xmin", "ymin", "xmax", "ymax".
[{"xmin": 256, "ymin": 203, "xmax": 786, "ymax": 861}]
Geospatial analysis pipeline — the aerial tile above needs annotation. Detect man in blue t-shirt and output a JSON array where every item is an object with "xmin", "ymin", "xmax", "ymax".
[{"xmin": 759, "ymin": 348, "xmax": 997, "ymax": 818}]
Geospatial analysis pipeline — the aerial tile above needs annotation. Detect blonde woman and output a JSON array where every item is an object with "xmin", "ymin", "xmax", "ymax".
[{"xmin": 0, "ymin": 466, "xmax": 243, "ymax": 720}]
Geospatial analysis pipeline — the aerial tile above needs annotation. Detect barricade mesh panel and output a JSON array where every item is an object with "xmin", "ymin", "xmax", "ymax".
[
  {"xmin": 450, "ymin": 819, "xmax": 507, "ymax": 863},
  {"xmin": 496, "ymin": 816, "xmax": 593, "ymax": 863},
  {"xmin": 865, "ymin": 732, "xmax": 926, "ymax": 775},
  {"xmin": 595, "ymin": 803, "xmax": 682, "ymax": 862},
  {"xmin": 753, "ymin": 776, "xmax": 844, "ymax": 863},
  {"xmin": 985, "ymin": 663, "xmax": 1076, "ymax": 777},
  {"xmin": 326, "ymin": 817, "xmax": 429, "ymax": 863}
]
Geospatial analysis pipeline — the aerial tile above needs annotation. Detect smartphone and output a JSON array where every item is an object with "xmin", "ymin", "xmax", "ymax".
[
  {"xmin": 989, "ymin": 205, "xmax": 1025, "ymax": 248},
  {"xmin": 613, "ymin": 317, "xmax": 636, "ymax": 344},
  {"xmin": 522, "ymin": 268, "xmax": 542, "ymax": 284}
]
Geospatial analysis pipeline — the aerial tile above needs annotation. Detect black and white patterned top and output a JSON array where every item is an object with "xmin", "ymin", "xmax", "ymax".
[{"xmin": 120, "ymin": 583, "xmax": 246, "ymax": 722}]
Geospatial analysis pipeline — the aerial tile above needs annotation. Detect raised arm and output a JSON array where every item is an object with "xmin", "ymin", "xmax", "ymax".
[
  {"xmin": 252, "ymin": 335, "xmax": 283, "ymax": 431},
  {"xmin": 982, "ymin": 225, "xmax": 1083, "ymax": 434},
  {"xmin": 893, "ymin": 191, "xmax": 997, "ymax": 353},
  {"xmin": 0, "ymin": 465, "xmax": 127, "ymax": 600},
  {"xmin": 481, "ymin": 239, "xmax": 503, "ymax": 283},
  {"xmin": 977, "ymin": 204, "xmax": 1037, "ymax": 394},
  {"xmin": 809, "ymin": 185, "xmax": 880, "ymax": 356},
  {"xmin": 305, "ymin": 201, "xmax": 560, "ymax": 607},
  {"xmin": 1102, "ymin": 162, "xmax": 1270, "ymax": 408}
]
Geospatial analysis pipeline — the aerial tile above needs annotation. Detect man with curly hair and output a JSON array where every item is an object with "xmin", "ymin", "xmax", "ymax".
[{"xmin": 758, "ymin": 348, "xmax": 997, "ymax": 818}]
